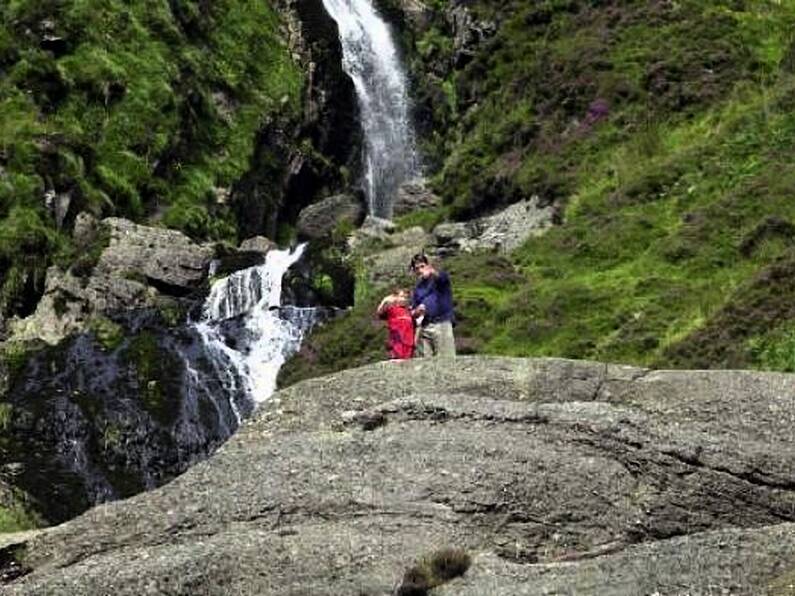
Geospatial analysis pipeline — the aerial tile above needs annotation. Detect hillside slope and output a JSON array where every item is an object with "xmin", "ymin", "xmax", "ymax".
[{"xmin": 282, "ymin": 0, "xmax": 795, "ymax": 383}]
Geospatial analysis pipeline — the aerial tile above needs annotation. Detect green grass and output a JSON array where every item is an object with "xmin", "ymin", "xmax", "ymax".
[
  {"xmin": 0, "ymin": 0, "xmax": 302, "ymax": 318},
  {"xmin": 0, "ymin": 503, "xmax": 39, "ymax": 533}
]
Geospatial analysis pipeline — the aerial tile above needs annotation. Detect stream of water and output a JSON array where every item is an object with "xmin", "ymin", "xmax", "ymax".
[{"xmin": 321, "ymin": 0, "xmax": 420, "ymax": 218}]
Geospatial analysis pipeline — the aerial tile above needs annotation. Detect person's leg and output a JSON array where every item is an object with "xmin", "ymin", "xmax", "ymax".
[
  {"xmin": 416, "ymin": 326, "xmax": 434, "ymax": 357},
  {"xmin": 435, "ymin": 321, "xmax": 456, "ymax": 357}
]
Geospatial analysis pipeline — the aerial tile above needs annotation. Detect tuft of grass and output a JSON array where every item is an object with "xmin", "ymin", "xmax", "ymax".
[
  {"xmin": 396, "ymin": 547, "xmax": 472, "ymax": 596},
  {"xmin": 0, "ymin": 505, "xmax": 38, "ymax": 534},
  {"xmin": 393, "ymin": 205, "xmax": 450, "ymax": 233},
  {"xmin": 748, "ymin": 322, "xmax": 795, "ymax": 372}
]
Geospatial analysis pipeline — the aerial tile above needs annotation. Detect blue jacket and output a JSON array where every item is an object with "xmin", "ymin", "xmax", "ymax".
[{"xmin": 412, "ymin": 271, "xmax": 454, "ymax": 325}]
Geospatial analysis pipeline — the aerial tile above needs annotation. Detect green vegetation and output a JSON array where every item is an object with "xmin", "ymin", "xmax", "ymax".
[
  {"xmin": 393, "ymin": 205, "xmax": 450, "ymax": 232},
  {"xmin": 0, "ymin": 342, "xmax": 31, "ymax": 389},
  {"xmin": 0, "ymin": 0, "xmax": 302, "ymax": 318},
  {"xmin": 286, "ymin": 0, "xmax": 795, "ymax": 383},
  {"xmin": 125, "ymin": 331, "xmax": 181, "ymax": 425},
  {"xmin": 0, "ymin": 503, "xmax": 39, "ymax": 533},
  {"xmin": 89, "ymin": 316, "xmax": 124, "ymax": 351}
]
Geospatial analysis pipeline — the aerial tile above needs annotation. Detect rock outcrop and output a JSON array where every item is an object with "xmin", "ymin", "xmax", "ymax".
[
  {"xmin": 8, "ymin": 217, "xmax": 215, "ymax": 345},
  {"xmin": 5, "ymin": 357, "xmax": 795, "ymax": 594},
  {"xmin": 97, "ymin": 218, "xmax": 214, "ymax": 293},
  {"xmin": 433, "ymin": 195, "xmax": 556, "ymax": 255},
  {"xmin": 233, "ymin": 0, "xmax": 361, "ymax": 240},
  {"xmin": 392, "ymin": 179, "xmax": 442, "ymax": 218},
  {"xmin": 447, "ymin": 1, "xmax": 496, "ymax": 68},
  {"xmin": 296, "ymin": 193, "xmax": 366, "ymax": 240}
]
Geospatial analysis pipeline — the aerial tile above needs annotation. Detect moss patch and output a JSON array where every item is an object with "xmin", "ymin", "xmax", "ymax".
[
  {"xmin": 0, "ymin": 504, "xmax": 38, "ymax": 534},
  {"xmin": 89, "ymin": 317, "xmax": 125, "ymax": 352},
  {"xmin": 124, "ymin": 331, "xmax": 182, "ymax": 426}
]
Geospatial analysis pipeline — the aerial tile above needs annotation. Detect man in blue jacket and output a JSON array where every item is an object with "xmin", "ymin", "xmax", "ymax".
[{"xmin": 409, "ymin": 253, "xmax": 456, "ymax": 357}]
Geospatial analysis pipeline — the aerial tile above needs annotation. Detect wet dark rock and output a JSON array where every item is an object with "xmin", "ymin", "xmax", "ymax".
[
  {"xmin": 2, "ymin": 322, "xmax": 246, "ymax": 526},
  {"xmin": 5, "ymin": 357, "xmax": 795, "ymax": 594}
]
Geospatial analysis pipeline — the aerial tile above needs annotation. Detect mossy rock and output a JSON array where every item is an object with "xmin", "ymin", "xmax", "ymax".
[{"xmin": 123, "ymin": 332, "xmax": 183, "ymax": 426}]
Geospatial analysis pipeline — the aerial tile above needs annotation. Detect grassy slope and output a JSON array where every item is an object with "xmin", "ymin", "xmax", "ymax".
[
  {"xmin": 282, "ymin": 0, "xmax": 795, "ymax": 383},
  {"xmin": 451, "ymin": 1, "xmax": 795, "ymax": 370},
  {"xmin": 0, "ymin": 0, "xmax": 301, "ymax": 315}
]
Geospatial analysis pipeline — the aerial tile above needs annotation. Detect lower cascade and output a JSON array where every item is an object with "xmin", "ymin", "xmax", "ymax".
[
  {"xmin": 188, "ymin": 244, "xmax": 317, "ymax": 426},
  {"xmin": 2, "ymin": 245, "xmax": 317, "ymax": 524}
]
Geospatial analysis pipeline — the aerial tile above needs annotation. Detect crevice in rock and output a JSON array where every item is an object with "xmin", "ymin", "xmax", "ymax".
[
  {"xmin": 662, "ymin": 450, "xmax": 795, "ymax": 492},
  {"xmin": 143, "ymin": 275, "xmax": 198, "ymax": 298},
  {"xmin": 0, "ymin": 544, "xmax": 32, "ymax": 585}
]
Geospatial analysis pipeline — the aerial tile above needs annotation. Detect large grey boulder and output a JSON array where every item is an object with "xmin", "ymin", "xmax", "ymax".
[
  {"xmin": 8, "ymin": 218, "xmax": 215, "ymax": 344},
  {"xmin": 238, "ymin": 235, "xmax": 277, "ymax": 255},
  {"xmin": 8, "ymin": 266, "xmax": 152, "ymax": 344},
  {"xmin": 5, "ymin": 357, "xmax": 795, "ymax": 594},
  {"xmin": 359, "ymin": 225, "xmax": 432, "ymax": 287},
  {"xmin": 296, "ymin": 193, "xmax": 366, "ymax": 240},
  {"xmin": 98, "ymin": 218, "xmax": 214, "ymax": 291}
]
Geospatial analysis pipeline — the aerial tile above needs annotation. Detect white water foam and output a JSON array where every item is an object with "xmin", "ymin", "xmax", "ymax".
[{"xmin": 192, "ymin": 245, "xmax": 315, "ymax": 419}]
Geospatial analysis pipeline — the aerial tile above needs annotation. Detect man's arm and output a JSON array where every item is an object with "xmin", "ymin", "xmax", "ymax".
[{"xmin": 435, "ymin": 271, "xmax": 451, "ymax": 289}]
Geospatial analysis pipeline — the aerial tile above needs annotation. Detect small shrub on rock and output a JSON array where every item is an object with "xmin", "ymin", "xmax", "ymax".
[{"xmin": 395, "ymin": 547, "xmax": 471, "ymax": 595}]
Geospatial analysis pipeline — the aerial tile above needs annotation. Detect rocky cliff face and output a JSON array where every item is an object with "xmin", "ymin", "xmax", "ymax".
[
  {"xmin": 4, "ymin": 357, "xmax": 794, "ymax": 594},
  {"xmin": 233, "ymin": 0, "xmax": 361, "ymax": 240},
  {"xmin": 0, "ymin": 217, "xmax": 254, "ymax": 525}
]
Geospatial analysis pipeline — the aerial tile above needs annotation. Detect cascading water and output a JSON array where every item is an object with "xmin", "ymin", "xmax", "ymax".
[
  {"xmin": 5, "ymin": 246, "xmax": 317, "ymax": 521},
  {"xmin": 189, "ymin": 245, "xmax": 316, "ymax": 425},
  {"xmin": 321, "ymin": 0, "xmax": 420, "ymax": 219}
]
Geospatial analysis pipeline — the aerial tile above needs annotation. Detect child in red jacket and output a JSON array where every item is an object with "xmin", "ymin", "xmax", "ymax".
[{"xmin": 376, "ymin": 288, "xmax": 415, "ymax": 360}]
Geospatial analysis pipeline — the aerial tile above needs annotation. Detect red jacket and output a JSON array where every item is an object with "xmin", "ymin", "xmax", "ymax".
[{"xmin": 381, "ymin": 304, "xmax": 415, "ymax": 359}]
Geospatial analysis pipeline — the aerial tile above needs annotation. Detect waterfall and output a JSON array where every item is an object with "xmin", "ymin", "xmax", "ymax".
[
  {"xmin": 187, "ymin": 245, "xmax": 316, "ymax": 425},
  {"xmin": 321, "ymin": 0, "xmax": 420, "ymax": 219}
]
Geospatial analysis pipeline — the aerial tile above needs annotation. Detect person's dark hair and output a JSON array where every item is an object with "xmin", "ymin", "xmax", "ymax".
[{"xmin": 409, "ymin": 253, "xmax": 429, "ymax": 272}]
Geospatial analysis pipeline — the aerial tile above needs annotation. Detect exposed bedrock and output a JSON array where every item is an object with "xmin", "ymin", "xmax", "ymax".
[{"xmin": 5, "ymin": 357, "xmax": 795, "ymax": 594}]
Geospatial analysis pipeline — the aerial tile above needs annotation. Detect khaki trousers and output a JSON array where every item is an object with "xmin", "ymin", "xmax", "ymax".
[{"xmin": 415, "ymin": 321, "xmax": 456, "ymax": 358}]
